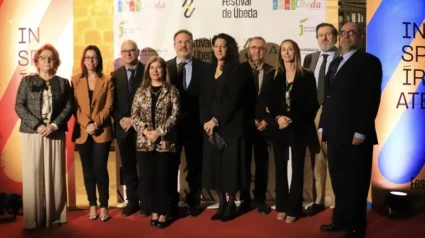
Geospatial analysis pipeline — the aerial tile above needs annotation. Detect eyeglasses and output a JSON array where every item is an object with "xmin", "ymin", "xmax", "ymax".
[
  {"xmin": 339, "ymin": 30, "xmax": 360, "ymax": 37},
  {"xmin": 84, "ymin": 56, "xmax": 98, "ymax": 61},
  {"xmin": 38, "ymin": 56, "xmax": 57, "ymax": 62},
  {"xmin": 120, "ymin": 49, "xmax": 137, "ymax": 55},
  {"xmin": 174, "ymin": 40, "xmax": 192, "ymax": 45},
  {"xmin": 250, "ymin": 46, "xmax": 266, "ymax": 51},
  {"xmin": 213, "ymin": 45, "xmax": 227, "ymax": 50}
]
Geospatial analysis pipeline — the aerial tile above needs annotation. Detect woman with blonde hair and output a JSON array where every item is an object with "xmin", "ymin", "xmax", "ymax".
[
  {"xmin": 267, "ymin": 39, "xmax": 320, "ymax": 223},
  {"xmin": 131, "ymin": 56, "xmax": 180, "ymax": 228}
]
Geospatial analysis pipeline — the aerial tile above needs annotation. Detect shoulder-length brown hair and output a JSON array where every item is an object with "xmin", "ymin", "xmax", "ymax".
[
  {"xmin": 80, "ymin": 45, "xmax": 104, "ymax": 78},
  {"xmin": 33, "ymin": 44, "xmax": 61, "ymax": 74},
  {"xmin": 275, "ymin": 39, "xmax": 305, "ymax": 78},
  {"xmin": 140, "ymin": 56, "xmax": 171, "ymax": 89}
]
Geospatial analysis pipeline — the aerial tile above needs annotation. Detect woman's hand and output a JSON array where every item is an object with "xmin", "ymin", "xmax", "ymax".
[
  {"xmin": 39, "ymin": 124, "xmax": 57, "ymax": 137},
  {"xmin": 37, "ymin": 124, "xmax": 47, "ymax": 135},
  {"xmin": 203, "ymin": 119, "xmax": 216, "ymax": 137},
  {"xmin": 277, "ymin": 116, "xmax": 289, "ymax": 130},
  {"xmin": 86, "ymin": 123, "xmax": 97, "ymax": 135},
  {"xmin": 146, "ymin": 130, "xmax": 160, "ymax": 143}
]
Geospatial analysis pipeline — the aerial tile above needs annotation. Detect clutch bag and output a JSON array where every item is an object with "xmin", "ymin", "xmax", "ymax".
[{"xmin": 208, "ymin": 132, "xmax": 227, "ymax": 151}]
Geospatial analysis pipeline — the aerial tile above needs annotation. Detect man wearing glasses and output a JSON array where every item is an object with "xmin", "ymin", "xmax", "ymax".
[
  {"xmin": 111, "ymin": 40, "xmax": 148, "ymax": 217},
  {"xmin": 319, "ymin": 23, "xmax": 382, "ymax": 238},
  {"xmin": 166, "ymin": 29, "xmax": 211, "ymax": 218},
  {"xmin": 302, "ymin": 23, "xmax": 340, "ymax": 217},
  {"xmin": 239, "ymin": 37, "xmax": 274, "ymax": 215}
]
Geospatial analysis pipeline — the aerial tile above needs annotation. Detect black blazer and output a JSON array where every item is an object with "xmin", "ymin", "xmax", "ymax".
[
  {"xmin": 239, "ymin": 61, "xmax": 274, "ymax": 121},
  {"xmin": 267, "ymin": 69, "xmax": 320, "ymax": 152},
  {"xmin": 199, "ymin": 63, "xmax": 256, "ymax": 138},
  {"xmin": 166, "ymin": 57, "xmax": 212, "ymax": 135},
  {"xmin": 15, "ymin": 75, "xmax": 74, "ymax": 133},
  {"xmin": 319, "ymin": 50, "xmax": 382, "ymax": 145},
  {"xmin": 111, "ymin": 62, "xmax": 145, "ymax": 139}
]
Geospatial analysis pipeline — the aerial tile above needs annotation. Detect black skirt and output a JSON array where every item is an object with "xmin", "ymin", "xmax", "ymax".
[{"xmin": 202, "ymin": 135, "xmax": 249, "ymax": 194}]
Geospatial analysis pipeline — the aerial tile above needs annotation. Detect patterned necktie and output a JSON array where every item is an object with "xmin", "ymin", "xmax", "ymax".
[
  {"xmin": 329, "ymin": 56, "xmax": 344, "ymax": 82},
  {"xmin": 178, "ymin": 62, "xmax": 187, "ymax": 89},
  {"xmin": 128, "ymin": 68, "xmax": 135, "ymax": 91},
  {"xmin": 317, "ymin": 54, "xmax": 329, "ymax": 104}
]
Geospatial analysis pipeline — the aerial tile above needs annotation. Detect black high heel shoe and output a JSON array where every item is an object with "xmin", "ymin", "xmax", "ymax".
[
  {"xmin": 150, "ymin": 219, "xmax": 158, "ymax": 226},
  {"xmin": 156, "ymin": 215, "xmax": 168, "ymax": 229}
]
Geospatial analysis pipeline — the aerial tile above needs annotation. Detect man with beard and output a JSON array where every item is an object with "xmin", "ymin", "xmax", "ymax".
[
  {"xmin": 319, "ymin": 22, "xmax": 382, "ymax": 238},
  {"xmin": 111, "ymin": 40, "xmax": 149, "ymax": 217},
  {"xmin": 239, "ymin": 36, "xmax": 274, "ymax": 215},
  {"xmin": 166, "ymin": 29, "xmax": 211, "ymax": 218},
  {"xmin": 302, "ymin": 23, "xmax": 340, "ymax": 216}
]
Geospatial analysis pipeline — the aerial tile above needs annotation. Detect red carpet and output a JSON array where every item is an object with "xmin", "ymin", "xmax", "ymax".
[{"xmin": 1, "ymin": 208, "xmax": 425, "ymax": 238}]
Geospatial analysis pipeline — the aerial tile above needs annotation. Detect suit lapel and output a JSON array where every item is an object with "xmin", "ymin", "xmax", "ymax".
[
  {"xmin": 168, "ymin": 58, "xmax": 179, "ymax": 85},
  {"xmin": 77, "ymin": 77, "xmax": 92, "ymax": 115},
  {"xmin": 92, "ymin": 76, "xmax": 104, "ymax": 107},
  {"xmin": 310, "ymin": 52, "xmax": 320, "ymax": 72},
  {"xmin": 187, "ymin": 59, "xmax": 196, "ymax": 90},
  {"xmin": 333, "ymin": 50, "xmax": 360, "ymax": 80}
]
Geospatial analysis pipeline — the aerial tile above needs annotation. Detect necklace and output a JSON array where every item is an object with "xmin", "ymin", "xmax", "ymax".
[{"xmin": 151, "ymin": 86, "xmax": 163, "ymax": 96}]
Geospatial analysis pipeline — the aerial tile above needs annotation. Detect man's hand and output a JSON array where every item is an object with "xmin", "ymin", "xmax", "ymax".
[
  {"xmin": 352, "ymin": 136, "xmax": 364, "ymax": 146},
  {"xmin": 277, "ymin": 116, "xmax": 289, "ymax": 130}
]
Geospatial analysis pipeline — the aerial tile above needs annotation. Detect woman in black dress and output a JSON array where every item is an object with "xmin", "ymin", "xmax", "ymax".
[
  {"xmin": 200, "ymin": 33, "xmax": 256, "ymax": 222},
  {"xmin": 267, "ymin": 39, "xmax": 319, "ymax": 223}
]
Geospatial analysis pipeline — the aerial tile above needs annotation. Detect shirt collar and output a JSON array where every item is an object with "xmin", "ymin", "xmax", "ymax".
[
  {"xmin": 249, "ymin": 60, "xmax": 264, "ymax": 71},
  {"xmin": 176, "ymin": 57, "xmax": 193, "ymax": 65}
]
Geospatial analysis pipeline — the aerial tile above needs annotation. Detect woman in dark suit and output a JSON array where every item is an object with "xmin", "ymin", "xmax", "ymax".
[
  {"xmin": 267, "ymin": 39, "xmax": 319, "ymax": 223},
  {"xmin": 131, "ymin": 56, "xmax": 180, "ymax": 228},
  {"xmin": 200, "ymin": 33, "xmax": 256, "ymax": 222},
  {"xmin": 72, "ymin": 45, "xmax": 114, "ymax": 222},
  {"xmin": 15, "ymin": 43, "xmax": 73, "ymax": 229}
]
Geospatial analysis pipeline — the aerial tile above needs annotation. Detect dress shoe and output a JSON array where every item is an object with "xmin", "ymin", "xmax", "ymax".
[
  {"xmin": 320, "ymin": 223, "xmax": 345, "ymax": 232},
  {"xmin": 344, "ymin": 229, "xmax": 365, "ymax": 238},
  {"xmin": 139, "ymin": 209, "xmax": 151, "ymax": 217},
  {"xmin": 100, "ymin": 207, "xmax": 110, "ymax": 222},
  {"xmin": 121, "ymin": 203, "xmax": 139, "ymax": 217},
  {"xmin": 188, "ymin": 206, "xmax": 199, "ymax": 217},
  {"xmin": 238, "ymin": 201, "xmax": 253, "ymax": 214},
  {"xmin": 256, "ymin": 203, "xmax": 271, "ymax": 215},
  {"xmin": 220, "ymin": 202, "xmax": 237, "ymax": 222},
  {"xmin": 305, "ymin": 203, "xmax": 325, "ymax": 217}
]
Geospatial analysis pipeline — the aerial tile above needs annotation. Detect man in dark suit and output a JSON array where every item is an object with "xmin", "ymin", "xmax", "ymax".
[
  {"xmin": 166, "ymin": 29, "xmax": 211, "ymax": 217},
  {"xmin": 111, "ymin": 40, "xmax": 148, "ymax": 217},
  {"xmin": 302, "ymin": 23, "xmax": 340, "ymax": 216},
  {"xmin": 319, "ymin": 22, "xmax": 382, "ymax": 238},
  {"xmin": 239, "ymin": 37, "xmax": 273, "ymax": 215}
]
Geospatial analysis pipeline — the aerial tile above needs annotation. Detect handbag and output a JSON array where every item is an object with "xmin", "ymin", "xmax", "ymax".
[{"xmin": 208, "ymin": 132, "xmax": 227, "ymax": 151}]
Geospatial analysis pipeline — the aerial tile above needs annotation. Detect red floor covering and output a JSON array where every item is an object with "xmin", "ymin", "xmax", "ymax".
[{"xmin": 1, "ymin": 208, "xmax": 424, "ymax": 238}]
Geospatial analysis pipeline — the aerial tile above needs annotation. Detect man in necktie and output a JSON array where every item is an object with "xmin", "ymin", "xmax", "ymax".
[
  {"xmin": 319, "ymin": 23, "xmax": 382, "ymax": 238},
  {"xmin": 166, "ymin": 30, "xmax": 212, "ymax": 218},
  {"xmin": 111, "ymin": 40, "xmax": 149, "ymax": 217},
  {"xmin": 302, "ymin": 23, "xmax": 340, "ymax": 217},
  {"xmin": 238, "ymin": 37, "xmax": 274, "ymax": 215}
]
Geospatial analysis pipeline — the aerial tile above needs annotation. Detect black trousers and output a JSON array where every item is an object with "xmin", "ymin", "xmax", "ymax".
[
  {"xmin": 116, "ymin": 132, "xmax": 142, "ymax": 207},
  {"xmin": 137, "ymin": 151, "xmax": 172, "ymax": 215},
  {"xmin": 273, "ymin": 143, "xmax": 305, "ymax": 217},
  {"xmin": 169, "ymin": 127, "xmax": 203, "ymax": 212},
  {"xmin": 77, "ymin": 135, "xmax": 111, "ymax": 208},
  {"xmin": 241, "ymin": 131, "xmax": 270, "ymax": 204},
  {"xmin": 327, "ymin": 142, "xmax": 373, "ymax": 230}
]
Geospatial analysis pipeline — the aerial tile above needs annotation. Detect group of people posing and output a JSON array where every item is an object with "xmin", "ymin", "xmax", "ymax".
[{"xmin": 16, "ymin": 21, "xmax": 381, "ymax": 238}]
